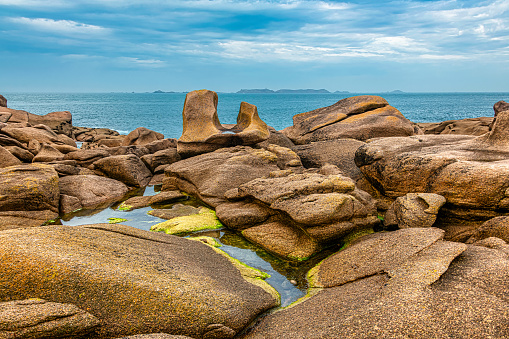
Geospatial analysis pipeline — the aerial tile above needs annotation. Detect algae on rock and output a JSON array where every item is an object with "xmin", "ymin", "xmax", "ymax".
[{"xmin": 150, "ymin": 206, "xmax": 223, "ymax": 235}]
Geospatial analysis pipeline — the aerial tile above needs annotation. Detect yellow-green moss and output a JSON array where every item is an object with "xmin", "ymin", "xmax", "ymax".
[
  {"xmin": 189, "ymin": 236, "xmax": 222, "ymax": 248},
  {"xmin": 190, "ymin": 236, "xmax": 280, "ymax": 304},
  {"xmin": 117, "ymin": 202, "xmax": 133, "ymax": 211},
  {"xmin": 108, "ymin": 218, "xmax": 129, "ymax": 224},
  {"xmin": 150, "ymin": 207, "xmax": 223, "ymax": 235}
]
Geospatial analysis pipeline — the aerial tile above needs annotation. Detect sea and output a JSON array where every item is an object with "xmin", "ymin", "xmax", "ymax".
[{"xmin": 3, "ymin": 92, "xmax": 509, "ymax": 138}]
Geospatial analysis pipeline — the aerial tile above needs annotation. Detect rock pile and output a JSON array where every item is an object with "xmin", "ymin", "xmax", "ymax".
[{"xmin": 2, "ymin": 91, "xmax": 509, "ymax": 338}]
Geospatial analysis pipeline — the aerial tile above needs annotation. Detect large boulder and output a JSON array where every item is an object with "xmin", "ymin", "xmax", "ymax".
[
  {"xmin": 384, "ymin": 193, "xmax": 446, "ymax": 229},
  {"xmin": 177, "ymin": 90, "xmax": 270, "ymax": 157},
  {"xmin": 217, "ymin": 167, "xmax": 379, "ymax": 261},
  {"xmin": 93, "ymin": 154, "xmax": 152, "ymax": 187},
  {"xmin": 0, "ymin": 224, "xmax": 279, "ymax": 338},
  {"xmin": 32, "ymin": 143, "xmax": 65, "ymax": 163},
  {"xmin": 58, "ymin": 175, "xmax": 128, "ymax": 209},
  {"xmin": 0, "ymin": 164, "xmax": 59, "ymax": 213},
  {"xmin": 282, "ymin": 95, "xmax": 416, "ymax": 144},
  {"xmin": 0, "ymin": 164, "xmax": 60, "ymax": 230},
  {"xmin": 165, "ymin": 145, "xmax": 300, "ymax": 207},
  {"xmin": 0, "ymin": 299, "xmax": 100, "ymax": 339},
  {"xmin": 243, "ymin": 228, "xmax": 509, "ymax": 338},
  {"xmin": 355, "ymin": 107, "xmax": 509, "ymax": 240},
  {"xmin": 122, "ymin": 127, "xmax": 164, "ymax": 146},
  {"xmin": 0, "ymin": 94, "xmax": 6, "ymax": 107}
]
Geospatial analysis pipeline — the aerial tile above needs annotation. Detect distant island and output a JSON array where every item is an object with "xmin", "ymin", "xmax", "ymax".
[
  {"xmin": 153, "ymin": 90, "xmax": 177, "ymax": 93},
  {"xmin": 237, "ymin": 89, "xmax": 350, "ymax": 94}
]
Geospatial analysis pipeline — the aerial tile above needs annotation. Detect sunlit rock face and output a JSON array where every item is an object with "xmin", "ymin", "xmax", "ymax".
[
  {"xmin": 177, "ymin": 90, "xmax": 270, "ymax": 157},
  {"xmin": 355, "ymin": 105, "xmax": 509, "ymax": 241},
  {"xmin": 281, "ymin": 95, "xmax": 417, "ymax": 145}
]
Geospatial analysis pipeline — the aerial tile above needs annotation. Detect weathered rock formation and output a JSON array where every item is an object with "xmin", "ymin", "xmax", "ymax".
[
  {"xmin": 165, "ymin": 145, "xmax": 299, "ymax": 207},
  {"xmin": 0, "ymin": 224, "xmax": 279, "ymax": 338},
  {"xmin": 282, "ymin": 95, "xmax": 417, "ymax": 144},
  {"xmin": 0, "ymin": 94, "xmax": 7, "ymax": 107},
  {"xmin": 355, "ymin": 105, "xmax": 509, "ymax": 241},
  {"xmin": 384, "ymin": 193, "xmax": 446, "ymax": 229},
  {"xmin": 417, "ymin": 117, "xmax": 492, "ymax": 136},
  {"xmin": 220, "ymin": 168, "xmax": 379, "ymax": 261},
  {"xmin": 0, "ymin": 107, "xmax": 73, "ymax": 137},
  {"xmin": 243, "ymin": 228, "xmax": 509, "ymax": 338},
  {"xmin": 177, "ymin": 90, "xmax": 270, "ymax": 157},
  {"xmin": 165, "ymin": 145, "xmax": 378, "ymax": 260}
]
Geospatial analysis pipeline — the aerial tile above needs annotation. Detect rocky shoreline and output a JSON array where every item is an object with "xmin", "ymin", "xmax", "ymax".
[{"xmin": 1, "ymin": 91, "xmax": 509, "ymax": 338}]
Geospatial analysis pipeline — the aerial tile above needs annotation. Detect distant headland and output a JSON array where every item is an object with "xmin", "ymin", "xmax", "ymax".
[{"xmin": 236, "ymin": 89, "xmax": 350, "ymax": 94}]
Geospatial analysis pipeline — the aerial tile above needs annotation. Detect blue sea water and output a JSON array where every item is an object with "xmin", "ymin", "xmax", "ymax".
[{"xmin": 4, "ymin": 92, "xmax": 509, "ymax": 138}]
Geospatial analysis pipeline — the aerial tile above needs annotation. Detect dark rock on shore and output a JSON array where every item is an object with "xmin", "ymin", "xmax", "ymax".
[
  {"xmin": 0, "ymin": 224, "xmax": 279, "ymax": 338},
  {"xmin": 0, "ymin": 94, "xmax": 6, "ymax": 107},
  {"xmin": 282, "ymin": 95, "xmax": 417, "ymax": 144}
]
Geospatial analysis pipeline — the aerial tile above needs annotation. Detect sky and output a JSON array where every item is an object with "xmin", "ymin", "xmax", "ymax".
[{"xmin": 1, "ymin": 0, "xmax": 508, "ymax": 93}]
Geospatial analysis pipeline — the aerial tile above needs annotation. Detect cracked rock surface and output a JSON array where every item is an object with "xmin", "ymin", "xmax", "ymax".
[{"xmin": 244, "ymin": 228, "xmax": 509, "ymax": 339}]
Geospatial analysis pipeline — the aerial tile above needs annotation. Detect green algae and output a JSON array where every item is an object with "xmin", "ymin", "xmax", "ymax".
[
  {"xmin": 191, "ymin": 235, "xmax": 280, "ymax": 304},
  {"xmin": 189, "ymin": 235, "xmax": 222, "ymax": 248},
  {"xmin": 150, "ymin": 206, "xmax": 223, "ymax": 235},
  {"xmin": 108, "ymin": 217, "xmax": 129, "ymax": 224},
  {"xmin": 117, "ymin": 202, "xmax": 133, "ymax": 211}
]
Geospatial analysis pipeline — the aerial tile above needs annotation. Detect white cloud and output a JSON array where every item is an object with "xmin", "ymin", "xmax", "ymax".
[
  {"xmin": 8, "ymin": 17, "xmax": 109, "ymax": 36},
  {"xmin": 419, "ymin": 54, "xmax": 467, "ymax": 60},
  {"xmin": 117, "ymin": 57, "xmax": 166, "ymax": 67},
  {"xmin": 0, "ymin": 0, "xmax": 68, "ymax": 6}
]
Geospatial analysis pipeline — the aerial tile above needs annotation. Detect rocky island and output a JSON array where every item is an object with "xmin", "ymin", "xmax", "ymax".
[{"xmin": 1, "ymin": 91, "xmax": 509, "ymax": 338}]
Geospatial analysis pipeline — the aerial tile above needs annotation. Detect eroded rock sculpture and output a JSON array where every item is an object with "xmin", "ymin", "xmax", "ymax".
[{"xmin": 177, "ymin": 90, "xmax": 270, "ymax": 157}]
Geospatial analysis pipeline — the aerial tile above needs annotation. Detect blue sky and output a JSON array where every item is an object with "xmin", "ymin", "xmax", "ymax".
[{"xmin": 1, "ymin": 0, "xmax": 508, "ymax": 92}]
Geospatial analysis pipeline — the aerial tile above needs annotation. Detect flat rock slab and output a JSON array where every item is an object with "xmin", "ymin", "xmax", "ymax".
[
  {"xmin": 0, "ymin": 224, "xmax": 278, "ymax": 339},
  {"xmin": 309, "ymin": 227, "xmax": 445, "ymax": 288},
  {"xmin": 0, "ymin": 299, "xmax": 99, "ymax": 339},
  {"xmin": 243, "ymin": 231, "xmax": 509, "ymax": 338}
]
